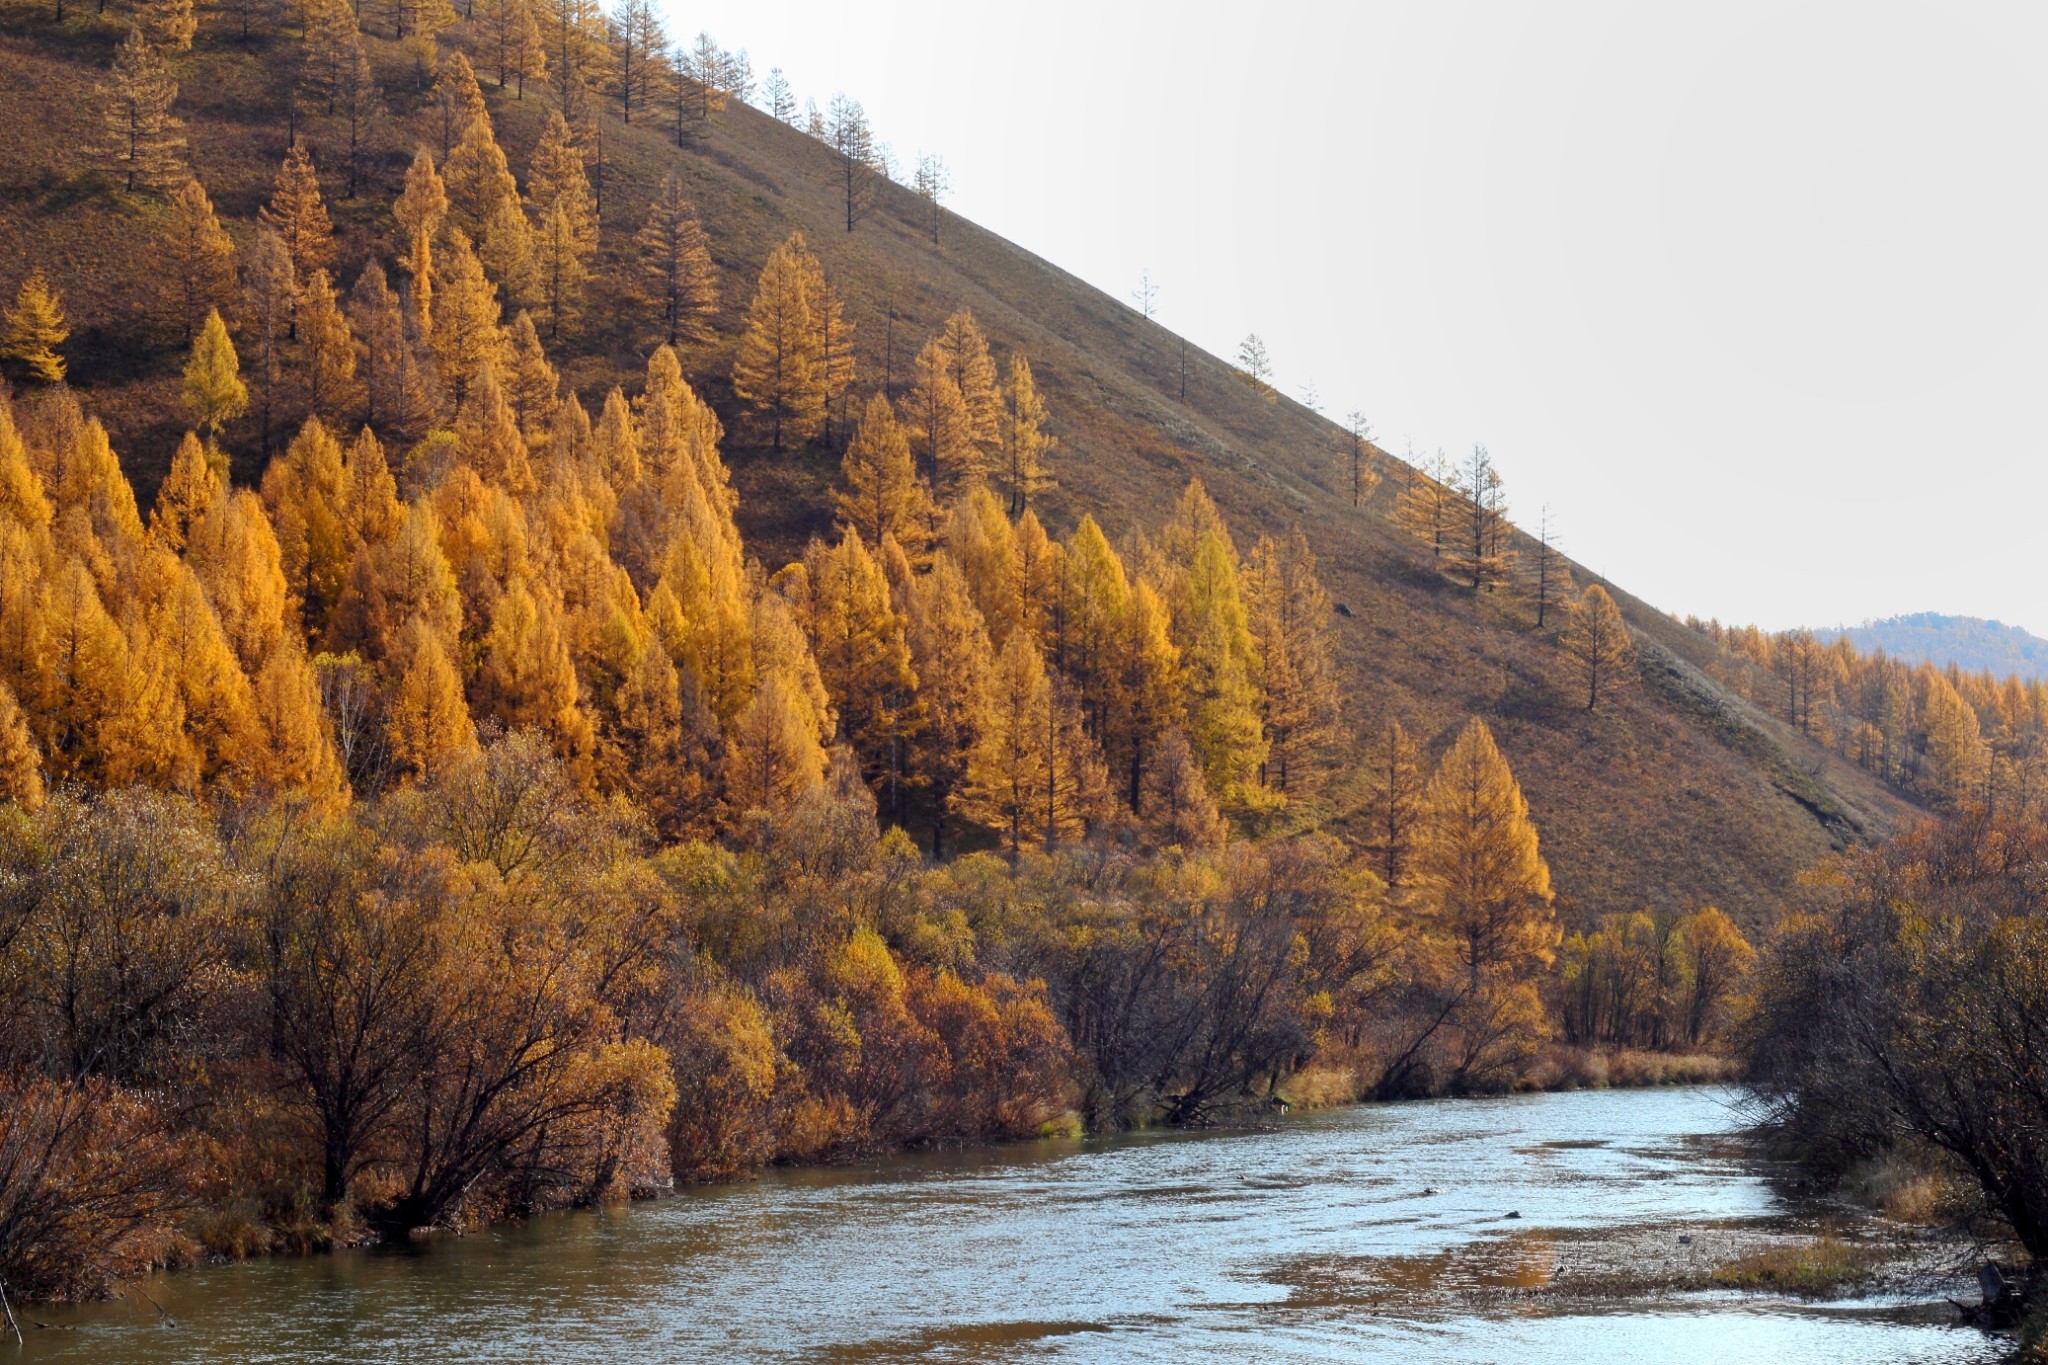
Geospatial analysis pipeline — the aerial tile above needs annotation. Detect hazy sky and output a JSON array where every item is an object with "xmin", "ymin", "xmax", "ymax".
[{"xmin": 669, "ymin": 1, "xmax": 2045, "ymax": 633}]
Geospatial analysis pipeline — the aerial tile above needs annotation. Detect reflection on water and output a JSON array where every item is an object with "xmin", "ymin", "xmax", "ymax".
[{"xmin": 17, "ymin": 1087, "xmax": 2007, "ymax": 1363}]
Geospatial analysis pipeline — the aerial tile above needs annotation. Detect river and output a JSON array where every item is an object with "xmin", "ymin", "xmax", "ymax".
[{"xmin": 13, "ymin": 1087, "xmax": 2006, "ymax": 1363}]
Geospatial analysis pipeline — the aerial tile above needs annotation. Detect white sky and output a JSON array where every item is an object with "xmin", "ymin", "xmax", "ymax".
[{"xmin": 668, "ymin": 0, "xmax": 2048, "ymax": 634}]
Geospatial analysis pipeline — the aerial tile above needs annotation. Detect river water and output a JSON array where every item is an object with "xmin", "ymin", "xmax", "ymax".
[{"xmin": 16, "ymin": 1087, "xmax": 2006, "ymax": 1363}]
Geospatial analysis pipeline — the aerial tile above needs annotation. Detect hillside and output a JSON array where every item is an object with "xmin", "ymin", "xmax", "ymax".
[
  {"xmin": 1820, "ymin": 612, "xmax": 2048, "ymax": 682},
  {"xmin": 0, "ymin": 0, "xmax": 1922, "ymax": 931}
]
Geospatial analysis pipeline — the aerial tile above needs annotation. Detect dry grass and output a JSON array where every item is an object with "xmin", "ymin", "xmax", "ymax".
[
  {"xmin": 0, "ymin": 0, "xmax": 1928, "ymax": 927},
  {"xmin": 1709, "ymin": 1232, "xmax": 1889, "ymax": 1296},
  {"xmin": 1526, "ymin": 1047, "xmax": 1744, "ymax": 1092}
]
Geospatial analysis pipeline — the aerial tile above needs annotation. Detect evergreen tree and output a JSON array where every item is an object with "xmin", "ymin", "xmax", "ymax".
[
  {"xmin": 159, "ymin": 178, "xmax": 236, "ymax": 343},
  {"xmin": 99, "ymin": 29, "xmax": 187, "ymax": 195},
  {"xmin": 2, "ymin": 270, "xmax": 70, "ymax": 385},
  {"xmin": 181, "ymin": 309, "xmax": 248, "ymax": 441},
  {"xmin": 731, "ymin": 236, "xmax": 823, "ymax": 449},
  {"xmin": 1560, "ymin": 584, "xmax": 1632, "ymax": 712},
  {"xmin": 635, "ymin": 174, "xmax": 718, "ymax": 347}
]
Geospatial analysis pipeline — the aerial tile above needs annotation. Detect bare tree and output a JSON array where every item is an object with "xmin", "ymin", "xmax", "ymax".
[
  {"xmin": 1132, "ymin": 269, "xmax": 1158, "ymax": 320},
  {"xmin": 1345, "ymin": 410, "xmax": 1379, "ymax": 510},
  {"xmin": 827, "ymin": 94, "xmax": 877, "ymax": 233},
  {"xmin": 912, "ymin": 152, "xmax": 949, "ymax": 245},
  {"xmin": 1236, "ymin": 334, "xmax": 1273, "ymax": 399}
]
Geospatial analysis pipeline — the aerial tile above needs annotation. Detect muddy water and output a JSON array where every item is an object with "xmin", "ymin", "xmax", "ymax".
[{"xmin": 16, "ymin": 1087, "xmax": 2007, "ymax": 1363}]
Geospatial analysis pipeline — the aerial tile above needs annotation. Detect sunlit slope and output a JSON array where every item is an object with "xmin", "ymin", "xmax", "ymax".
[{"xmin": 0, "ymin": 7, "xmax": 1920, "ymax": 926}]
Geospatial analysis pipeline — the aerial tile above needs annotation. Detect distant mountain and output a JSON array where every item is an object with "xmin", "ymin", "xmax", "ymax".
[{"xmin": 1821, "ymin": 614, "xmax": 2048, "ymax": 680}]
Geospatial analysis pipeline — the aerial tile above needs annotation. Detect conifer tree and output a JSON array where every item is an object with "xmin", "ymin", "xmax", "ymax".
[
  {"xmin": 181, "ymin": 309, "xmax": 248, "ymax": 442},
  {"xmin": 902, "ymin": 338, "xmax": 975, "ymax": 493},
  {"xmin": 476, "ymin": 577, "xmax": 590, "ymax": 764},
  {"xmin": 300, "ymin": 270, "xmax": 360, "ymax": 422},
  {"xmin": 731, "ymin": 236, "xmax": 823, "ymax": 449},
  {"xmin": 795, "ymin": 530, "xmax": 917, "ymax": 809},
  {"xmin": 2, "ymin": 270, "xmax": 70, "ymax": 385},
  {"xmin": 430, "ymin": 233, "xmax": 510, "ymax": 408},
  {"xmin": 301, "ymin": 0, "xmax": 362, "ymax": 113},
  {"xmin": 393, "ymin": 149, "xmax": 450, "ymax": 328},
  {"xmin": 480, "ymin": 0, "xmax": 547, "ymax": 97},
  {"xmin": 1450, "ymin": 443, "xmax": 1512, "ymax": 593},
  {"xmin": 912, "ymin": 153, "xmax": 948, "ymax": 245},
  {"xmin": 240, "ymin": 230, "xmax": 293, "ymax": 452},
  {"xmin": 386, "ymin": 616, "xmax": 476, "ymax": 779},
  {"xmin": 936, "ymin": 311, "xmax": 1002, "ymax": 457},
  {"xmin": 1366, "ymin": 718, "xmax": 1423, "ymax": 889},
  {"xmin": 777, "ymin": 236, "xmax": 854, "ymax": 441},
  {"xmin": 1525, "ymin": 505, "xmax": 1573, "ymax": 629},
  {"xmin": 505, "ymin": 311, "xmax": 559, "ymax": 436},
  {"xmin": 1115, "ymin": 579, "xmax": 1181, "ymax": 813},
  {"xmin": 1560, "ymin": 584, "xmax": 1632, "ymax": 712},
  {"xmin": 1142, "ymin": 728, "xmax": 1225, "ymax": 848},
  {"xmin": 961, "ymin": 630, "xmax": 1051, "ymax": 854},
  {"xmin": 330, "ymin": 35, "xmax": 384, "ymax": 200},
  {"xmin": 542, "ymin": 0, "xmax": 604, "ymax": 120},
  {"xmin": 633, "ymin": 176, "xmax": 719, "ymax": 350},
  {"xmin": 260, "ymin": 146, "xmax": 337, "ymax": 316},
  {"xmin": 1244, "ymin": 529, "xmax": 1340, "ymax": 798},
  {"xmin": 430, "ymin": 51, "xmax": 489, "ymax": 160},
  {"xmin": 764, "ymin": 68, "xmax": 796, "ymax": 123},
  {"xmin": 151, "ymin": 430, "xmax": 223, "ymax": 554},
  {"xmin": 1176, "ymin": 531, "xmax": 1267, "ymax": 808},
  {"xmin": 443, "ymin": 115, "xmax": 520, "ymax": 249},
  {"xmin": 1413, "ymin": 717, "xmax": 1557, "ymax": 991},
  {"xmin": 0, "ymin": 678, "xmax": 46, "ymax": 809},
  {"xmin": 1393, "ymin": 449, "xmax": 1461, "ymax": 565},
  {"xmin": 1001, "ymin": 355, "xmax": 1056, "ymax": 516},
  {"xmin": 1345, "ymin": 410, "xmax": 1380, "ymax": 510},
  {"xmin": 251, "ymin": 639, "xmax": 349, "ymax": 806},
  {"xmin": 1011, "ymin": 509, "xmax": 1062, "ymax": 652},
  {"xmin": 350, "ymin": 263, "xmax": 437, "ymax": 437},
  {"xmin": 723, "ymin": 668, "xmax": 827, "ymax": 819},
  {"xmin": 526, "ymin": 109, "xmax": 598, "ymax": 255},
  {"xmin": 452, "ymin": 362, "xmax": 534, "ymax": 493},
  {"xmin": 949, "ymin": 486, "xmax": 1019, "ymax": 648},
  {"xmin": 189, "ymin": 489, "xmax": 291, "ymax": 671},
  {"xmin": 834, "ymin": 394, "xmax": 932, "ymax": 552},
  {"xmin": 160, "ymin": 178, "xmax": 236, "ymax": 342},
  {"xmin": 826, "ymin": 94, "xmax": 877, "ymax": 232},
  {"xmin": 899, "ymin": 548, "xmax": 993, "ymax": 856},
  {"xmin": 529, "ymin": 200, "xmax": 588, "ymax": 339},
  {"xmin": 607, "ymin": 0, "xmax": 669, "ymax": 124},
  {"xmin": 139, "ymin": 0, "xmax": 197, "ymax": 50},
  {"xmin": 1057, "ymin": 515, "xmax": 1128, "ymax": 734},
  {"xmin": 1236, "ymin": 334, "xmax": 1274, "ymax": 399},
  {"xmin": 99, "ymin": 30, "xmax": 187, "ymax": 195},
  {"xmin": 478, "ymin": 195, "xmax": 537, "ymax": 309}
]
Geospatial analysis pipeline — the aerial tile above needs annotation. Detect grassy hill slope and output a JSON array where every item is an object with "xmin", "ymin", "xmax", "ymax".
[{"xmin": 0, "ymin": 2, "xmax": 1921, "ymax": 929}]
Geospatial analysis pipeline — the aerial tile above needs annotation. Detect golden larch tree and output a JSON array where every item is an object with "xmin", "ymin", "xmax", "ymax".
[
  {"xmin": 1560, "ymin": 583, "xmax": 1632, "ymax": 712},
  {"xmin": 393, "ymin": 149, "xmax": 450, "ymax": 328},
  {"xmin": 3, "ymin": 270, "xmax": 70, "ymax": 385},
  {"xmin": 834, "ymin": 394, "xmax": 932, "ymax": 553},
  {"xmin": 250, "ymin": 640, "xmax": 350, "ymax": 808},
  {"xmin": 526, "ymin": 109, "xmax": 598, "ymax": 256},
  {"xmin": 1176, "ymin": 530, "xmax": 1267, "ymax": 809},
  {"xmin": 1412, "ymin": 716, "xmax": 1557, "ymax": 991},
  {"xmin": 443, "ymin": 115, "xmax": 521, "ymax": 250},
  {"xmin": 430, "ymin": 233, "xmax": 510, "ymax": 408},
  {"xmin": 100, "ymin": 29, "xmax": 187, "ymax": 195},
  {"xmin": 1244, "ymin": 529, "xmax": 1340, "ymax": 799},
  {"xmin": 935, "ymin": 310, "xmax": 1002, "ymax": 457},
  {"xmin": 636, "ymin": 174, "xmax": 718, "ymax": 347},
  {"xmin": 731, "ymin": 236, "xmax": 823, "ymax": 450},
  {"xmin": 139, "ymin": 0, "xmax": 197, "ymax": 50},
  {"xmin": 299, "ymin": 271, "xmax": 360, "ymax": 422},
  {"xmin": 899, "ymin": 547, "xmax": 994, "ymax": 856},
  {"xmin": 1001, "ymin": 355, "xmax": 1056, "ymax": 516},
  {"xmin": 160, "ymin": 178, "xmax": 236, "ymax": 342},
  {"xmin": 901, "ymin": 337, "xmax": 976, "ymax": 493},
  {"xmin": 0, "ymin": 679, "xmax": 46, "ymax": 809},
  {"xmin": 722, "ymin": 668, "xmax": 827, "ymax": 820},
  {"xmin": 181, "ymin": 309, "xmax": 248, "ymax": 442},
  {"xmin": 1393, "ymin": 449, "xmax": 1461, "ymax": 565},
  {"xmin": 387, "ymin": 616, "xmax": 477, "ymax": 779},
  {"xmin": 790, "ymin": 236, "xmax": 855, "ymax": 441},
  {"xmin": 430, "ymin": 50, "xmax": 489, "ymax": 159},
  {"xmin": 1366, "ymin": 717, "xmax": 1424, "ymax": 890},
  {"xmin": 260, "ymin": 145, "xmax": 337, "ymax": 317},
  {"xmin": 792, "ymin": 530, "xmax": 918, "ymax": 813}
]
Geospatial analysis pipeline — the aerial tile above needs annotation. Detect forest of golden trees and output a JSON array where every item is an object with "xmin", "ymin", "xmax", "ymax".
[{"xmin": 0, "ymin": 0, "xmax": 1760, "ymax": 1303}]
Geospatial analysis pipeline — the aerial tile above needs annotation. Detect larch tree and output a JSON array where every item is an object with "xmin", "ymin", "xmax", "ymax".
[
  {"xmin": 480, "ymin": 0, "xmax": 548, "ymax": 98},
  {"xmin": 541, "ymin": 0, "xmax": 604, "ymax": 119},
  {"xmin": 673, "ymin": 30, "xmax": 731, "ymax": 123},
  {"xmin": 159, "ymin": 178, "xmax": 236, "ymax": 342},
  {"xmin": 504, "ymin": 311, "xmax": 559, "ymax": 436},
  {"xmin": 443, "ymin": 115, "xmax": 520, "ymax": 250},
  {"xmin": 790, "ymin": 237, "xmax": 855, "ymax": 441},
  {"xmin": 330, "ymin": 34, "xmax": 384, "ymax": 198},
  {"xmin": 1560, "ymin": 584, "xmax": 1632, "ymax": 712},
  {"xmin": 901, "ymin": 338, "xmax": 976, "ymax": 493},
  {"xmin": 100, "ymin": 29, "xmax": 187, "ymax": 195},
  {"xmin": 1345, "ymin": 410, "xmax": 1381, "ymax": 510},
  {"xmin": 0, "ymin": 679, "xmax": 46, "ymax": 810},
  {"xmin": 899, "ymin": 548, "xmax": 993, "ymax": 856},
  {"xmin": 1393, "ymin": 448, "xmax": 1461, "ymax": 565},
  {"xmin": 961, "ymin": 630, "xmax": 1052, "ymax": 854},
  {"xmin": 730, "ymin": 236, "xmax": 823, "ymax": 450},
  {"xmin": 429, "ymin": 51, "xmax": 488, "ymax": 160},
  {"xmin": 1449, "ymin": 443, "xmax": 1512, "ymax": 593},
  {"xmin": 948, "ymin": 485, "xmax": 1019, "ymax": 648},
  {"xmin": 936, "ymin": 311, "xmax": 1003, "ymax": 460},
  {"xmin": 912, "ymin": 153, "xmax": 948, "ymax": 244},
  {"xmin": 1115, "ymin": 579, "xmax": 1182, "ymax": 814},
  {"xmin": 826, "ymin": 93, "xmax": 877, "ymax": 232},
  {"xmin": 835, "ymin": 394, "xmax": 932, "ymax": 553},
  {"xmin": 300, "ymin": 270, "xmax": 360, "ymax": 422},
  {"xmin": 181, "ymin": 309, "xmax": 248, "ymax": 442},
  {"xmin": 260, "ymin": 146, "xmax": 335, "ymax": 339},
  {"xmin": 1244, "ymin": 529, "xmax": 1340, "ymax": 799},
  {"xmin": 526, "ymin": 109, "xmax": 598, "ymax": 256},
  {"xmin": 2, "ymin": 270, "xmax": 70, "ymax": 385},
  {"xmin": 635, "ymin": 175, "xmax": 718, "ymax": 347},
  {"xmin": 795, "ymin": 530, "xmax": 917, "ymax": 813},
  {"xmin": 1236, "ymin": 334, "xmax": 1274, "ymax": 399},
  {"xmin": 430, "ymin": 232, "xmax": 510, "ymax": 408},
  {"xmin": 240, "ymin": 230, "xmax": 293, "ymax": 452},
  {"xmin": 1001, "ymin": 355, "xmax": 1056, "ymax": 516},
  {"xmin": 139, "ymin": 0, "xmax": 197, "ymax": 50},
  {"xmin": 392, "ymin": 149, "xmax": 449, "ymax": 328},
  {"xmin": 302, "ymin": 0, "xmax": 362, "ymax": 112},
  {"xmin": 1524, "ymin": 505, "xmax": 1573, "ymax": 629},
  {"xmin": 1366, "ymin": 718, "xmax": 1424, "ymax": 890},
  {"xmin": 1056, "ymin": 515, "xmax": 1128, "ymax": 735},
  {"xmin": 386, "ymin": 617, "xmax": 477, "ymax": 780},
  {"xmin": 151, "ymin": 431, "xmax": 224, "ymax": 554},
  {"xmin": 722, "ymin": 668, "xmax": 827, "ymax": 820},
  {"xmin": 607, "ymin": 0, "xmax": 669, "ymax": 124},
  {"xmin": 763, "ymin": 67, "xmax": 795, "ymax": 124},
  {"xmin": 529, "ymin": 200, "xmax": 589, "ymax": 338},
  {"xmin": 1176, "ymin": 530, "xmax": 1267, "ymax": 809},
  {"xmin": 250, "ymin": 639, "xmax": 349, "ymax": 807},
  {"xmin": 1412, "ymin": 717, "xmax": 1557, "ymax": 992}
]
